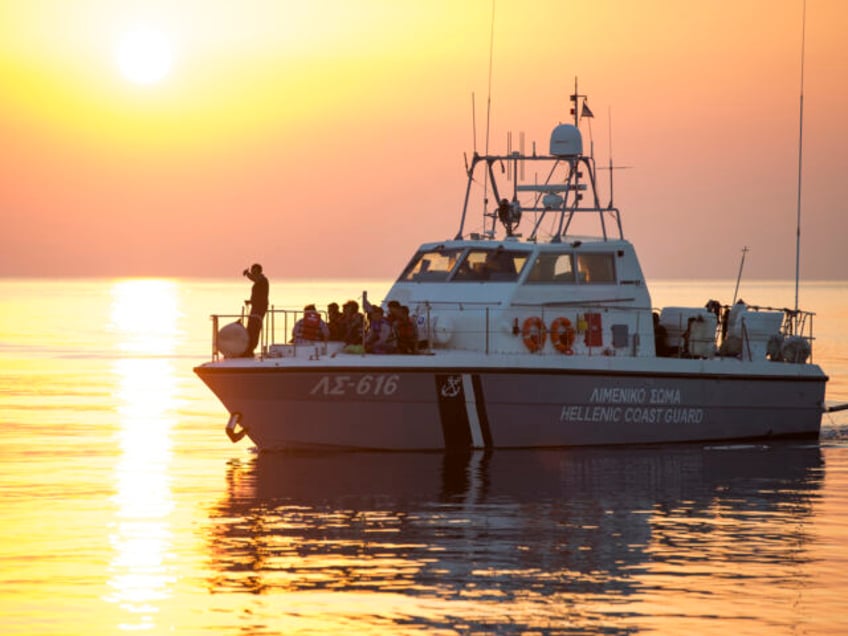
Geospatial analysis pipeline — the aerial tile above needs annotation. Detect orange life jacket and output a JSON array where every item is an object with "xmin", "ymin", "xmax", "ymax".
[{"xmin": 299, "ymin": 312, "xmax": 324, "ymax": 341}]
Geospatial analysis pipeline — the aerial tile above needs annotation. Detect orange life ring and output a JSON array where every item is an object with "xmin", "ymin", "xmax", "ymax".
[
  {"xmin": 550, "ymin": 316, "xmax": 576, "ymax": 354},
  {"xmin": 522, "ymin": 316, "xmax": 547, "ymax": 353}
]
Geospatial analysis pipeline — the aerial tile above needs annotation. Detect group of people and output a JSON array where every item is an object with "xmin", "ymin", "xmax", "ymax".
[
  {"xmin": 296, "ymin": 296, "xmax": 420, "ymax": 355},
  {"xmin": 238, "ymin": 264, "xmax": 422, "ymax": 356},
  {"xmin": 359, "ymin": 295, "xmax": 420, "ymax": 355},
  {"xmin": 292, "ymin": 300, "xmax": 359, "ymax": 345}
]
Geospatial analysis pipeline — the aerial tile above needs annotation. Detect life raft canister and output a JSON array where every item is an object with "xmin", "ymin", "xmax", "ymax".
[
  {"xmin": 521, "ymin": 316, "xmax": 547, "ymax": 353},
  {"xmin": 550, "ymin": 316, "xmax": 576, "ymax": 354}
]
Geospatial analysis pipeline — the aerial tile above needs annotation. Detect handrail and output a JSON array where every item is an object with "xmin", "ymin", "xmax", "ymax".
[
  {"xmin": 263, "ymin": 307, "xmax": 331, "ymax": 357},
  {"xmin": 207, "ymin": 299, "xmax": 817, "ymax": 363}
]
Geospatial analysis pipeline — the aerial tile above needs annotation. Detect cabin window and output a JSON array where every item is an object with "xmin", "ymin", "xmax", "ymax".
[
  {"xmin": 576, "ymin": 253, "xmax": 616, "ymax": 283},
  {"xmin": 398, "ymin": 248, "xmax": 464, "ymax": 282},
  {"xmin": 452, "ymin": 249, "xmax": 528, "ymax": 282},
  {"xmin": 525, "ymin": 253, "xmax": 575, "ymax": 283}
]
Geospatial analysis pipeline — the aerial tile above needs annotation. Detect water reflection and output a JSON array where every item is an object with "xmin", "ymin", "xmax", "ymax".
[
  {"xmin": 105, "ymin": 280, "xmax": 179, "ymax": 631},
  {"xmin": 207, "ymin": 444, "xmax": 822, "ymax": 633}
]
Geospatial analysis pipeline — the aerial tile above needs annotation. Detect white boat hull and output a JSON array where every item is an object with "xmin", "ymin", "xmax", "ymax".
[{"xmin": 195, "ymin": 355, "xmax": 826, "ymax": 451}]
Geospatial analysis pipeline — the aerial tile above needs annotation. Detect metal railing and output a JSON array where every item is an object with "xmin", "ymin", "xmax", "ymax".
[
  {"xmin": 208, "ymin": 300, "xmax": 817, "ymax": 363},
  {"xmin": 211, "ymin": 306, "xmax": 332, "ymax": 360}
]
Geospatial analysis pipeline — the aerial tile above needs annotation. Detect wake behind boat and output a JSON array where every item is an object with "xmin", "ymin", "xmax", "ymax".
[{"xmin": 194, "ymin": 88, "xmax": 828, "ymax": 451}]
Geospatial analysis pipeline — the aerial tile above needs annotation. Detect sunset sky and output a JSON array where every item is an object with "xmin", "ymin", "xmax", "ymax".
[{"xmin": 1, "ymin": 0, "xmax": 845, "ymax": 281}]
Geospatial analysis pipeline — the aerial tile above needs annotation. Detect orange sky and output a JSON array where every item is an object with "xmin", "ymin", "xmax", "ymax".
[{"xmin": 1, "ymin": 0, "xmax": 846, "ymax": 280}]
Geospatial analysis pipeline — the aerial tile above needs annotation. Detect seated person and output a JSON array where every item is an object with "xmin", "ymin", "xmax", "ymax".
[
  {"xmin": 454, "ymin": 259, "xmax": 486, "ymax": 281},
  {"xmin": 327, "ymin": 302, "xmax": 345, "ymax": 341},
  {"xmin": 485, "ymin": 250, "xmax": 515, "ymax": 276},
  {"xmin": 393, "ymin": 305, "xmax": 419, "ymax": 354},
  {"xmin": 292, "ymin": 304, "xmax": 329, "ymax": 344},
  {"xmin": 341, "ymin": 300, "xmax": 365, "ymax": 345},
  {"xmin": 365, "ymin": 306, "xmax": 395, "ymax": 354}
]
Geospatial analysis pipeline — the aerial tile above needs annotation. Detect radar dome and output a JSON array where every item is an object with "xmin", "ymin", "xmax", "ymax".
[{"xmin": 550, "ymin": 124, "xmax": 583, "ymax": 157}]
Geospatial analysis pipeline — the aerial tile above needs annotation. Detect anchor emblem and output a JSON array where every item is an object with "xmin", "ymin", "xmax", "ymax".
[{"xmin": 440, "ymin": 375, "xmax": 462, "ymax": 398}]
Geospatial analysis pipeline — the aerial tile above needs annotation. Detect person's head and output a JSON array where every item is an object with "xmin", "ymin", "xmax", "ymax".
[
  {"xmin": 328, "ymin": 302, "xmax": 340, "ymax": 314},
  {"xmin": 250, "ymin": 263, "xmax": 263, "ymax": 275},
  {"xmin": 304, "ymin": 304, "xmax": 317, "ymax": 315},
  {"xmin": 370, "ymin": 306, "xmax": 384, "ymax": 320},
  {"xmin": 344, "ymin": 300, "xmax": 359, "ymax": 314}
]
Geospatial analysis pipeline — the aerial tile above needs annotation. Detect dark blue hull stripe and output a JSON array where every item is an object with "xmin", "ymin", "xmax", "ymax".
[
  {"xmin": 434, "ymin": 374, "xmax": 493, "ymax": 450},
  {"xmin": 435, "ymin": 374, "xmax": 473, "ymax": 450}
]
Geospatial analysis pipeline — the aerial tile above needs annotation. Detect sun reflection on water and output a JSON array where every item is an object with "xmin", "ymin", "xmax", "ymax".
[{"xmin": 105, "ymin": 280, "xmax": 180, "ymax": 631}]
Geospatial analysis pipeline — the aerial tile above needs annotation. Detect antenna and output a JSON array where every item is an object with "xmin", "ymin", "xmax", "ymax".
[
  {"xmin": 471, "ymin": 92, "xmax": 478, "ymax": 155},
  {"xmin": 505, "ymin": 131, "xmax": 525, "ymax": 182},
  {"xmin": 519, "ymin": 130, "xmax": 525, "ymax": 180},
  {"xmin": 506, "ymin": 131, "xmax": 512, "ymax": 180},
  {"xmin": 794, "ymin": 0, "xmax": 807, "ymax": 317},
  {"xmin": 482, "ymin": 0, "xmax": 496, "ymax": 236},
  {"xmin": 570, "ymin": 77, "xmax": 579, "ymax": 126},
  {"xmin": 608, "ymin": 107, "xmax": 615, "ymax": 207},
  {"xmin": 598, "ymin": 106, "xmax": 631, "ymax": 207}
]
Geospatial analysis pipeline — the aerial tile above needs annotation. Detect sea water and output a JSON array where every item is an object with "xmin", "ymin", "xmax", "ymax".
[{"xmin": 0, "ymin": 278, "xmax": 847, "ymax": 635}]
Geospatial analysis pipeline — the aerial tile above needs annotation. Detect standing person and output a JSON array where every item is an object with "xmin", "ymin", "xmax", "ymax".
[{"xmin": 242, "ymin": 263, "xmax": 269, "ymax": 357}]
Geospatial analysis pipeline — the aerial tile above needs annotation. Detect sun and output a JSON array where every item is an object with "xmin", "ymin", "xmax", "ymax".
[{"xmin": 115, "ymin": 26, "xmax": 173, "ymax": 86}]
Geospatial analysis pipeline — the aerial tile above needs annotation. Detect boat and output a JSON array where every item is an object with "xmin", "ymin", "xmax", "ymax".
[{"xmin": 194, "ymin": 88, "xmax": 829, "ymax": 451}]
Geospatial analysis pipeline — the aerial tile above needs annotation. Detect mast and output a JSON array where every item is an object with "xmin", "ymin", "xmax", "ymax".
[
  {"xmin": 572, "ymin": 77, "xmax": 579, "ymax": 126},
  {"xmin": 569, "ymin": 76, "xmax": 588, "ymax": 127}
]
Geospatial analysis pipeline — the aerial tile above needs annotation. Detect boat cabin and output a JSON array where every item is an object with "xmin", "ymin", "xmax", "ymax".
[{"xmin": 386, "ymin": 237, "xmax": 655, "ymax": 357}]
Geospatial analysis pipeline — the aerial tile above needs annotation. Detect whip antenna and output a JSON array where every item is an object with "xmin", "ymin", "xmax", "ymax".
[
  {"xmin": 484, "ymin": 0, "xmax": 495, "ymax": 157},
  {"xmin": 482, "ymin": 0, "xmax": 496, "ymax": 235},
  {"xmin": 471, "ymin": 92, "xmax": 478, "ymax": 155},
  {"xmin": 608, "ymin": 107, "xmax": 615, "ymax": 207},
  {"xmin": 794, "ymin": 0, "xmax": 807, "ymax": 318}
]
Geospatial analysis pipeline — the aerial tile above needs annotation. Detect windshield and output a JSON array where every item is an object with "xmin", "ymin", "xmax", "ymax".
[
  {"xmin": 398, "ymin": 248, "xmax": 464, "ymax": 282},
  {"xmin": 452, "ymin": 249, "xmax": 528, "ymax": 282},
  {"xmin": 398, "ymin": 247, "xmax": 529, "ymax": 283}
]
